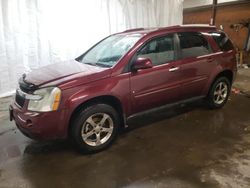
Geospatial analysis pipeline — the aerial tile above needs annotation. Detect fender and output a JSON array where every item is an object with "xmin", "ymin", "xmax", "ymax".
[{"xmin": 61, "ymin": 74, "xmax": 131, "ymax": 134}]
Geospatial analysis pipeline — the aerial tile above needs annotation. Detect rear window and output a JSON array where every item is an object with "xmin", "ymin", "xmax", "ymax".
[
  {"xmin": 178, "ymin": 32, "xmax": 211, "ymax": 59},
  {"xmin": 210, "ymin": 32, "xmax": 234, "ymax": 51}
]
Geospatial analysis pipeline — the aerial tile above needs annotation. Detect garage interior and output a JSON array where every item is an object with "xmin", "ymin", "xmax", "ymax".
[{"xmin": 1, "ymin": 0, "xmax": 250, "ymax": 187}]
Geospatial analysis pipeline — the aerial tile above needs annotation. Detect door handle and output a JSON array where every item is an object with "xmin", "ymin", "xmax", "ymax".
[{"xmin": 169, "ymin": 67, "xmax": 179, "ymax": 72}]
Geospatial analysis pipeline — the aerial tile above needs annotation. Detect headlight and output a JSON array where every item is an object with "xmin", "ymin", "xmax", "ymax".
[{"xmin": 27, "ymin": 87, "xmax": 61, "ymax": 112}]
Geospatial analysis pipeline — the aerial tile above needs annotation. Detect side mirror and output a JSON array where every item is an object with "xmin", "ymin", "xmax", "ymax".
[{"xmin": 132, "ymin": 57, "xmax": 153, "ymax": 71}]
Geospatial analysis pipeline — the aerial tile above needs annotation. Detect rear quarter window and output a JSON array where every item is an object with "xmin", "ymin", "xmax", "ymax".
[{"xmin": 210, "ymin": 32, "xmax": 234, "ymax": 51}]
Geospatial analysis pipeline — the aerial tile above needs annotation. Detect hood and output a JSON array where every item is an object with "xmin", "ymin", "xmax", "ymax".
[{"xmin": 24, "ymin": 60, "xmax": 111, "ymax": 89}]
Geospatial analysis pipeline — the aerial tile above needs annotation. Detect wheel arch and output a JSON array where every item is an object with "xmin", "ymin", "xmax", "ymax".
[
  {"xmin": 68, "ymin": 95, "xmax": 125, "ymax": 137},
  {"xmin": 214, "ymin": 70, "xmax": 233, "ymax": 84},
  {"xmin": 206, "ymin": 69, "xmax": 233, "ymax": 95}
]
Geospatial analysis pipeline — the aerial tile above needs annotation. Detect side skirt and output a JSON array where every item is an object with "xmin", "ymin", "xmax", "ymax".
[{"xmin": 125, "ymin": 96, "xmax": 205, "ymax": 127}]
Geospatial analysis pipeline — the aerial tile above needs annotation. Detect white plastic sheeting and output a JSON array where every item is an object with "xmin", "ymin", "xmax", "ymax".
[{"xmin": 0, "ymin": 0, "xmax": 183, "ymax": 97}]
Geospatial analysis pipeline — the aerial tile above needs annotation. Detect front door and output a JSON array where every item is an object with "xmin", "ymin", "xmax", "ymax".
[{"xmin": 130, "ymin": 34, "xmax": 181, "ymax": 114}]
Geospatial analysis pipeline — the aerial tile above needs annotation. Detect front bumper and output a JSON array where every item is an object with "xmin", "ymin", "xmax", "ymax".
[{"xmin": 10, "ymin": 103, "xmax": 68, "ymax": 140}]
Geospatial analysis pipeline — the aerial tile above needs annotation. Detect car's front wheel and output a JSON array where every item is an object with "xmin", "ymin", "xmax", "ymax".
[
  {"xmin": 71, "ymin": 104, "xmax": 120, "ymax": 153},
  {"xmin": 207, "ymin": 77, "xmax": 231, "ymax": 109}
]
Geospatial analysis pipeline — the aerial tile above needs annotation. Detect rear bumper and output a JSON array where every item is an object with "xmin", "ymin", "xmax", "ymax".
[{"xmin": 10, "ymin": 103, "xmax": 68, "ymax": 140}]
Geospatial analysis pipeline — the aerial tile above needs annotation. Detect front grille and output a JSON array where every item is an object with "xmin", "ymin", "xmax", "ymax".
[
  {"xmin": 15, "ymin": 75, "xmax": 38, "ymax": 108},
  {"xmin": 15, "ymin": 91, "xmax": 25, "ymax": 108}
]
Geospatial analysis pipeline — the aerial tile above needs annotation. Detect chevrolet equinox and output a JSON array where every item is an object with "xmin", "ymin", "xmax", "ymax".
[{"xmin": 10, "ymin": 25, "xmax": 237, "ymax": 153}]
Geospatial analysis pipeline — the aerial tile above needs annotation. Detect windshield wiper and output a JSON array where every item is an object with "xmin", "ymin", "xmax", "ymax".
[
  {"xmin": 96, "ymin": 63, "xmax": 112, "ymax": 68},
  {"xmin": 84, "ymin": 62, "xmax": 97, "ymax": 66}
]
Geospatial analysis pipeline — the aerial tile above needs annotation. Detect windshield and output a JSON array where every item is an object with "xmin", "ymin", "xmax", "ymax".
[{"xmin": 77, "ymin": 34, "xmax": 142, "ymax": 67}]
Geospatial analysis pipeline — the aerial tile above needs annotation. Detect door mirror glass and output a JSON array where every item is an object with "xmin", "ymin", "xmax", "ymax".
[{"xmin": 132, "ymin": 57, "xmax": 153, "ymax": 71}]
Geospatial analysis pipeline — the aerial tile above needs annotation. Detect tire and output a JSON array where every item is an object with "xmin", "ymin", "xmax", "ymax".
[
  {"xmin": 70, "ymin": 104, "xmax": 120, "ymax": 153},
  {"xmin": 207, "ymin": 77, "xmax": 231, "ymax": 109}
]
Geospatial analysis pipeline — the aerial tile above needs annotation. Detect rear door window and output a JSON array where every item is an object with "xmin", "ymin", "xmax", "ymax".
[
  {"xmin": 178, "ymin": 32, "xmax": 212, "ymax": 59},
  {"xmin": 210, "ymin": 32, "xmax": 234, "ymax": 51}
]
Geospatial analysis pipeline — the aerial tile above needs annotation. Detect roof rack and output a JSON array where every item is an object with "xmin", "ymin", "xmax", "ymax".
[
  {"xmin": 179, "ymin": 24, "xmax": 216, "ymax": 28},
  {"xmin": 123, "ymin": 28, "xmax": 145, "ymax": 32},
  {"xmin": 121, "ymin": 24, "xmax": 216, "ymax": 35}
]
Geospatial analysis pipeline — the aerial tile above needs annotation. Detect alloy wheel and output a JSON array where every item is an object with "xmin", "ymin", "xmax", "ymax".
[
  {"xmin": 81, "ymin": 113, "xmax": 114, "ymax": 146},
  {"xmin": 213, "ymin": 82, "xmax": 228, "ymax": 105}
]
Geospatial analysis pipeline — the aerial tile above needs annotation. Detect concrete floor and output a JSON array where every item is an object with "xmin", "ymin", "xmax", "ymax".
[{"xmin": 1, "ymin": 69, "xmax": 250, "ymax": 188}]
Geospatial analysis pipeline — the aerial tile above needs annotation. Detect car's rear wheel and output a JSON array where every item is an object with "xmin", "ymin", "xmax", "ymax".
[
  {"xmin": 71, "ymin": 104, "xmax": 120, "ymax": 153},
  {"xmin": 207, "ymin": 77, "xmax": 231, "ymax": 109}
]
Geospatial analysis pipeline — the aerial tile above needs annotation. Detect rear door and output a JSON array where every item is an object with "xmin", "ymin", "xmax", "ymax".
[{"xmin": 177, "ymin": 32, "xmax": 216, "ymax": 99}]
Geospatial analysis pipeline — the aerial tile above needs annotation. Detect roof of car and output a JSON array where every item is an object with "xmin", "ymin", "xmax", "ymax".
[{"xmin": 120, "ymin": 24, "xmax": 217, "ymax": 35}]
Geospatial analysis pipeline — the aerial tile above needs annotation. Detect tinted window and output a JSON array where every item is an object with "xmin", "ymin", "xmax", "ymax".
[
  {"xmin": 137, "ymin": 35, "xmax": 175, "ymax": 66},
  {"xmin": 210, "ymin": 32, "xmax": 234, "ymax": 51},
  {"xmin": 178, "ymin": 32, "xmax": 211, "ymax": 59}
]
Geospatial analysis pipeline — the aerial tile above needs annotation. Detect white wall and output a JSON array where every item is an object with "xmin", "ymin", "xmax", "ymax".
[{"xmin": 0, "ymin": 0, "xmax": 183, "ymax": 97}]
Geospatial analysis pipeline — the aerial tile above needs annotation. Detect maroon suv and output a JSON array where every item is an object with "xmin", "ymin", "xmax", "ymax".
[{"xmin": 10, "ymin": 25, "xmax": 237, "ymax": 153}]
